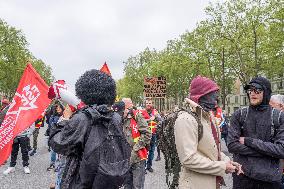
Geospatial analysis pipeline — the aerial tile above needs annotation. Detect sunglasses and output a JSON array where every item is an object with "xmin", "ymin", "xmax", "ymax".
[{"xmin": 246, "ymin": 88, "xmax": 263, "ymax": 94}]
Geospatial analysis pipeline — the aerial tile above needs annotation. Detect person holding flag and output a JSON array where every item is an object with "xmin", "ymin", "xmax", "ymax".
[
  {"xmin": 3, "ymin": 124, "xmax": 34, "ymax": 175},
  {"xmin": 0, "ymin": 63, "xmax": 51, "ymax": 172}
]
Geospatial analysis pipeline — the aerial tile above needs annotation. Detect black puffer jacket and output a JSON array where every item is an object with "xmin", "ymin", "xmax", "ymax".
[
  {"xmin": 49, "ymin": 105, "xmax": 123, "ymax": 189},
  {"xmin": 228, "ymin": 77, "xmax": 284, "ymax": 182}
]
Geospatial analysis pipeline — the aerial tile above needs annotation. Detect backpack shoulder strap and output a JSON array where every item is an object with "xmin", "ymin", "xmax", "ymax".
[
  {"xmin": 239, "ymin": 107, "xmax": 249, "ymax": 136},
  {"xmin": 81, "ymin": 108, "xmax": 102, "ymax": 145},
  {"xmin": 179, "ymin": 108, "xmax": 203, "ymax": 142},
  {"xmin": 240, "ymin": 107, "xmax": 249, "ymax": 126}
]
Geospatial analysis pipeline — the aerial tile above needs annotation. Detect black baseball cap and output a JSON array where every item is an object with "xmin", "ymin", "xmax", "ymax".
[{"xmin": 244, "ymin": 82, "xmax": 263, "ymax": 90}]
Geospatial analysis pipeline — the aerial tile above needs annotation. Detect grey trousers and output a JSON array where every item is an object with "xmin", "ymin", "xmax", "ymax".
[
  {"xmin": 124, "ymin": 160, "xmax": 146, "ymax": 189},
  {"xmin": 33, "ymin": 128, "xmax": 40, "ymax": 150}
]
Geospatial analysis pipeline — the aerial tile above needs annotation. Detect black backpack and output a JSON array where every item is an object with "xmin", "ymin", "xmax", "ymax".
[
  {"xmin": 157, "ymin": 108, "xmax": 203, "ymax": 189},
  {"xmin": 240, "ymin": 107, "xmax": 282, "ymax": 139},
  {"xmin": 83, "ymin": 106, "xmax": 132, "ymax": 188}
]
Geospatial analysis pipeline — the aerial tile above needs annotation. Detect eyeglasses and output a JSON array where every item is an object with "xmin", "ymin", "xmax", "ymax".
[{"xmin": 246, "ymin": 88, "xmax": 263, "ymax": 94}]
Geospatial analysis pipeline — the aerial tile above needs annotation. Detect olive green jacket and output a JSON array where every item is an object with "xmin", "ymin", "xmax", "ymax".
[{"xmin": 122, "ymin": 112, "xmax": 152, "ymax": 164}]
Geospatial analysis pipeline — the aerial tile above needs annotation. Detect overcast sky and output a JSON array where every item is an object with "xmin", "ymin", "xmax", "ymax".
[{"xmin": 1, "ymin": 0, "xmax": 211, "ymax": 88}]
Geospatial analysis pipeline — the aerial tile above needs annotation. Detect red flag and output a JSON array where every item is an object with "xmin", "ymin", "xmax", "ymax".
[
  {"xmin": 0, "ymin": 64, "xmax": 51, "ymax": 165},
  {"xmin": 100, "ymin": 62, "xmax": 111, "ymax": 76}
]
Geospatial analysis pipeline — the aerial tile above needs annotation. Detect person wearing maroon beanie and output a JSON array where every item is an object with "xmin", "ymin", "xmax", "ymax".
[{"xmin": 174, "ymin": 75, "xmax": 242, "ymax": 189}]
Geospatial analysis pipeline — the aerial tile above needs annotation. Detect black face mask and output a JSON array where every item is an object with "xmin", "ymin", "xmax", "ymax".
[{"xmin": 199, "ymin": 91, "xmax": 218, "ymax": 111}]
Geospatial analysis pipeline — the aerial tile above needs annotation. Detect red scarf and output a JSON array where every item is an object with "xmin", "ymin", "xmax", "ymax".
[
  {"xmin": 210, "ymin": 112, "xmax": 224, "ymax": 188},
  {"xmin": 130, "ymin": 117, "xmax": 148, "ymax": 160}
]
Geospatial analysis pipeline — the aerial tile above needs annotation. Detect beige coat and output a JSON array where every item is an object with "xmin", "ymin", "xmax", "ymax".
[{"xmin": 174, "ymin": 99, "xmax": 230, "ymax": 189}]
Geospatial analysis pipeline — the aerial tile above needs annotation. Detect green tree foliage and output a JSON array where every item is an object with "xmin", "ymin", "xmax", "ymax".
[
  {"xmin": 118, "ymin": 0, "xmax": 283, "ymax": 107},
  {"xmin": 0, "ymin": 19, "xmax": 54, "ymax": 98}
]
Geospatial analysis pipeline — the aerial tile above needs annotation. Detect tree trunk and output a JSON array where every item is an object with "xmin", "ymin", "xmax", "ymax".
[
  {"xmin": 253, "ymin": 25, "xmax": 259, "ymax": 76},
  {"xmin": 207, "ymin": 56, "xmax": 214, "ymax": 80},
  {"xmin": 221, "ymin": 47, "xmax": 226, "ymax": 110}
]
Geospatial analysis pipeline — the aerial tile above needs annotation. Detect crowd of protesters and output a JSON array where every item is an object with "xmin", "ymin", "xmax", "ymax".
[{"xmin": 1, "ymin": 71, "xmax": 284, "ymax": 189}]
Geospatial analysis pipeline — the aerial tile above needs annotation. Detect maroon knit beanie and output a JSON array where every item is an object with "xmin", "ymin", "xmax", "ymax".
[{"xmin": 189, "ymin": 75, "xmax": 219, "ymax": 103}]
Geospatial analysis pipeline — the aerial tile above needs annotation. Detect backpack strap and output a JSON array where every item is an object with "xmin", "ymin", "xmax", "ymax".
[
  {"xmin": 240, "ymin": 107, "xmax": 249, "ymax": 135},
  {"xmin": 81, "ymin": 106, "xmax": 107, "ymax": 146},
  {"xmin": 81, "ymin": 109, "xmax": 95, "ymax": 147},
  {"xmin": 240, "ymin": 107, "xmax": 249, "ymax": 126},
  {"xmin": 179, "ymin": 108, "xmax": 203, "ymax": 142}
]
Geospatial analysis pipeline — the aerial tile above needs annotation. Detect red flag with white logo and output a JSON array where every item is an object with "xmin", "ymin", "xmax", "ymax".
[{"xmin": 0, "ymin": 63, "xmax": 51, "ymax": 165}]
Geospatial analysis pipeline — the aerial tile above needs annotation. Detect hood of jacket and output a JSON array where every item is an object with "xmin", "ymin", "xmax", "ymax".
[
  {"xmin": 244, "ymin": 76, "xmax": 272, "ymax": 108},
  {"xmin": 82, "ymin": 104, "xmax": 112, "ymax": 124}
]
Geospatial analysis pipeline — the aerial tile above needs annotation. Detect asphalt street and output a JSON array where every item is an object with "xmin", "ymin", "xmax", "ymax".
[{"xmin": 0, "ymin": 128, "xmax": 233, "ymax": 189}]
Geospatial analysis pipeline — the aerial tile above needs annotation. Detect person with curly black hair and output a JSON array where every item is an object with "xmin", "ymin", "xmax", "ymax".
[
  {"xmin": 75, "ymin": 69, "xmax": 116, "ymax": 106},
  {"xmin": 49, "ymin": 69, "xmax": 131, "ymax": 189}
]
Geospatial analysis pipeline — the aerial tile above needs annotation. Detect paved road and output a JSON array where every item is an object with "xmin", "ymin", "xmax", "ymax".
[{"xmin": 0, "ymin": 129, "xmax": 233, "ymax": 189}]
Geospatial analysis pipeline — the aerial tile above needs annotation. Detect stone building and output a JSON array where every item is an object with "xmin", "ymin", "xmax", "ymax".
[{"xmin": 225, "ymin": 77, "xmax": 284, "ymax": 116}]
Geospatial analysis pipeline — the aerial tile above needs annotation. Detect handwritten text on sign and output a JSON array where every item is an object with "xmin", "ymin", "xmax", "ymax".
[{"xmin": 143, "ymin": 77, "xmax": 166, "ymax": 98}]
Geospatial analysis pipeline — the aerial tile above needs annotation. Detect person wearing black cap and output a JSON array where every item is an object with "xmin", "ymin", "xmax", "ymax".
[
  {"xmin": 228, "ymin": 76, "xmax": 284, "ymax": 189},
  {"xmin": 112, "ymin": 101, "xmax": 125, "ymax": 118}
]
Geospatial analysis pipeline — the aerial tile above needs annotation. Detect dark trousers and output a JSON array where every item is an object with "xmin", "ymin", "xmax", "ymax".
[
  {"xmin": 124, "ymin": 160, "xmax": 146, "ymax": 189},
  {"xmin": 27, "ymin": 137, "xmax": 32, "ymax": 152},
  {"xmin": 221, "ymin": 133, "xmax": 227, "ymax": 145},
  {"xmin": 156, "ymin": 133, "xmax": 161, "ymax": 158},
  {"xmin": 10, "ymin": 136, "xmax": 29, "ymax": 167},
  {"xmin": 146, "ymin": 134, "xmax": 157, "ymax": 169},
  {"xmin": 33, "ymin": 128, "xmax": 40, "ymax": 150},
  {"xmin": 91, "ymin": 174, "xmax": 121, "ymax": 189},
  {"xmin": 233, "ymin": 174, "xmax": 281, "ymax": 189},
  {"xmin": 156, "ymin": 145, "xmax": 161, "ymax": 158},
  {"xmin": 281, "ymin": 175, "xmax": 284, "ymax": 189}
]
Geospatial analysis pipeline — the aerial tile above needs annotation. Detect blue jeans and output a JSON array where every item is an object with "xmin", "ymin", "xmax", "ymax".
[
  {"xmin": 55, "ymin": 155, "xmax": 66, "ymax": 189},
  {"xmin": 51, "ymin": 150, "xmax": 56, "ymax": 165},
  {"xmin": 146, "ymin": 134, "xmax": 157, "ymax": 169},
  {"xmin": 124, "ymin": 160, "xmax": 146, "ymax": 189}
]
